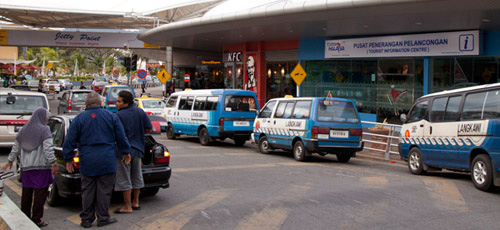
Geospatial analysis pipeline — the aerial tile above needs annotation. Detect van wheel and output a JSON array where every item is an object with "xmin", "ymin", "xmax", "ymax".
[
  {"xmin": 47, "ymin": 182, "xmax": 61, "ymax": 207},
  {"xmin": 166, "ymin": 124, "xmax": 176, "ymax": 140},
  {"xmin": 336, "ymin": 152, "xmax": 352, "ymax": 163},
  {"xmin": 234, "ymin": 137, "xmax": 246, "ymax": 146},
  {"xmin": 258, "ymin": 136, "xmax": 273, "ymax": 154},
  {"xmin": 408, "ymin": 148, "xmax": 426, "ymax": 175},
  {"xmin": 471, "ymin": 154, "xmax": 494, "ymax": 192},
  {"xmin": 293, "ymin": 141, "xmax": 309, "ymax": 162},
  {"xmin": 199, "ymin": 127, "xmax": 211, "ymax": 146}
]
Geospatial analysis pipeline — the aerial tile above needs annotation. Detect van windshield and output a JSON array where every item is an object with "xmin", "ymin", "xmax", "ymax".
[
  {"xmin": 0, "ymin": 95, "xmax": 48, "ymax": 115},
  {"xmin": 224, "ymin": 95, "xmax": 257, "ymax": 112},
  {"xmin": 317, "ymin": 100, "xmax": 359, "ymax": 123}
]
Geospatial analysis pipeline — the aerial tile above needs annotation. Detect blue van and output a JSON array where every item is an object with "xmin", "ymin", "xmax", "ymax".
[
  {"xmin": 100, "ymin": 85, "xmax": 135, "ymax": 112},
  {"xmin": 400, "ymin": 83, "xmax": 500, "ymax": 192},
  {"xmin": 162, "ymin": 89, "xmax": 259, "ymax": 146},
  {"xmin": 253, "ymin": 97, "xmax": 363, "ymax": 162}
]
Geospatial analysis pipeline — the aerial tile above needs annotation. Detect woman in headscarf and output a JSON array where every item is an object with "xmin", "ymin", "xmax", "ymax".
[{"xmin": 1, "ymin": 107, "xmax": 58, "ymax": 228}]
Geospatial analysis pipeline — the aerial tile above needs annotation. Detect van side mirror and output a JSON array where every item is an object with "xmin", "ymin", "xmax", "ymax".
[{"xmin": 400, "ymin": 114, "xmax": 407, "ymax": 123}]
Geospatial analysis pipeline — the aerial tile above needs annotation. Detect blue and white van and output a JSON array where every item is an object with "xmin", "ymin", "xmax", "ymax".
[
  {"xmin": 399, "ymin": 83, "xmax": 500, "ymax": 192},
  {"xmin": 162, "ymin": 89, "xmax": 259, "ymax": 146},
  {"xmin": 253, "ymin": 97, "xmax": 363, "ymax": 162},
  {"xmin": 100, "ymin": 85, "xmax": 135, "ymax": 113}
]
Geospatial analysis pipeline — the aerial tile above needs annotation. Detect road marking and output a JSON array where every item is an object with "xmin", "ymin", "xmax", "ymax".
[
  {"xmin": 360, "ymin": 176, "xmax": 388, "ymax": 186},
  {"xmin": 236, "ymin": 184, "xmax": 312, "ymax": 230},
  {"xmin": 173, "ymin": 153, "xmax": 220, "ymax": 158},
  {"xmin": 187, "ymin": 146, "xmax": 212, "ymax": 149},
  {"xmin": 132, "ymin": 189, "xmax": 233, "ymax": 230},
  {"xmin": 66, "ymin": 203, "xmax": 121, "ymax": 225},
  {"xmin": 423, "ymin": 177, "xmax": 469, "ymax": 212},
  {"xmin": 3, "ymin": 179, "xmax": 22, "ymax": 197}
]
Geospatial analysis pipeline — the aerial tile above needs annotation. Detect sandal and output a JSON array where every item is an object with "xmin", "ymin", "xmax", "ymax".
[
  {"xmin": 36, "ymin": 221, "xmax": 48, "ymax": 227},
  {"xmin": 132, "ymin": 206, "xmax": 141, "ymax": 210},
  {"xmin": 113, "ymin": 208, "xmax": 132, "ymax": 214}
]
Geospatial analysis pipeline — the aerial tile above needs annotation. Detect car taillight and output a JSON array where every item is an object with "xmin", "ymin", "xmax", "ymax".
[
  {"xmin": 73, "ymin": 156, "xmax": 80, "ymax": 169},
  {"xmin": 68, "ymin": 99, "xmax": 72, "ymax": 111},
  {"xmin": 350, "ymin": 129, "xmax": 363, "ymax": 136},
  {"xmin": 219, "ymin": 118, "xmax": 224, "ymax": 131},
  {"xmin": 155, "ymin": 150, "xmax": 170, "ymax": 164},
  {"xmin": 146, "ymin": 111, "xmax": 153, "ymax": 115},
  {"xmin": 107, "ymin": 101, "xmax": 116, "ymax": 105},
  {"xmin": 312, "ymin": 126, "xmax": 329, "ymax": 139}
]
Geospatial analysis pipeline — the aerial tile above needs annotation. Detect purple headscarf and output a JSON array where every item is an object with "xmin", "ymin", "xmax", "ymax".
[{"xmin": 16, "ymin": 107, "xmax": 52, "ymax": 152}]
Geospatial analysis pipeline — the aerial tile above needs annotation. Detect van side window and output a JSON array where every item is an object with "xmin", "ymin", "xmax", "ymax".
[
  {"xmin": 292, "ymin": 101, "xmax": 311, "ymax": 119},
  {"xmin": 259, "ymin": 101, "xmax": 276, "ymax": 118},
  {"xmin": 462, "ymin": 92, "xmax": 487, "ymax": 120},
  {"xmin": 274, "ymin": 102, "xmax": 287, "ymax": 118},
  {"xmin": 205, "ymin": 96, "xmax": 218, "ymax": 111},
  {"xmin": 194, "ymin": 96, "xmax": 206, "ymax": 110},
  {"xmin": 166, "ymin": 96, "xmax": 177, "ymax": 107},
  {"xmin": 178, "ymin": 96, "xmax": 193, "ymax": 110},
  {"xmin": 407, "ymin": 100, "xmax": 429, "ymax": 123},
  {"xmin": 430, "ymin": 97, "xmax": 447, "ymax": 122},
  {"xmin": 444, "ymin": 96, "xmax": 461, "ymax": 121},
  {"xmin": 482, "ymin": 90, "xmax": 500, "ymax": 119},
  {"xmin": 283, "ymin": 102, "xmax": 295, "ymax": 118}
]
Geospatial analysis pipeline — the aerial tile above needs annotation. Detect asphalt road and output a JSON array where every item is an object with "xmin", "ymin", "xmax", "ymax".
[{"xmin": 1, "ymin": 86, "xmax": 500, "ymax": 229}]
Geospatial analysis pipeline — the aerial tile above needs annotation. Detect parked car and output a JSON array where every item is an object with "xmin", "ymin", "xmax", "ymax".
[
  {"xmin": 57, "ymin": 89, "xmax": 93, "ymax": 114},
  {"xmin": 0, "ymin": 91, "xmax": 50, "ymax": 147},
  {"xmin": 134, "ymin": 94, "xmax": 166, "ymax": 116},
  {"xmin": 100, "ymin": 85, "xmax": 135, "ymax": 113},
  {"xmin": 92, "ymin": 81, "xmax": 108, "ymax": 93},
  {"xmin": 9, "ymin": 85, "xmax": 31, "ymax": 91},
  {"xmin": 58, "ymin": 79, "xmax": 73, "ymax": 90},
  {"xmin": 253, "ymin": 97, "xmax": 363, "ymax": 162},
  {"xmin": 45, "ymin": 115, "xmax": 171, "ymax": 206},
  {"xmin": 42, "ymin": 79, "xmax": 61, "ymax": 94},
  {"xmin": 148, "ymin": 115, "xmax": 168, "ymax": 134},
  {"xmin": 27, "ymin": 80, "xmax": 39, "ymax": 91}
]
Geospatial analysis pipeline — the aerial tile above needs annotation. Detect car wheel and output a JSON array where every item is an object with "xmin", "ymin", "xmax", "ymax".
[
  {"xmin": 408, "ymin": 148, "xmax": 426, "ymax": 175},
  {"xmin": 166, "ymin": 124, "xmax": 176, "ymax": 140},
  {"xmin": 293, "ymin": 141, "xmax": 309, "ymax": 162},
  {"xmin": 336, "ymin": 152, "xmax": 352, "ymax": 163},
  {"xmin": 141, "ymin": 187, "xmax": 160, "ymax": 196},
  {"xmin": 47, "ymin": 182, "xmax": 61, "ymax": 207},
  {"xmin": 471, "ymin": 154, "xmax": 494, "ymax": 192},
  {"xmin": 234, "ymin": 137, "xmax": 247, "ymax": 146},
  {"xmin": 199, "ymin": 127, "xmax": 211, "ymax": 146},
  {"xmin": 258, "ymin": 136, "xmax": 273, "ymax": 154}
]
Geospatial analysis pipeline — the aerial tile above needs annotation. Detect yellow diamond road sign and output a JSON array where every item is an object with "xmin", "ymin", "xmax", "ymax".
[
  {"xmin": 290, "ymin": 63, "xmax": 307, "ymax": 86},
  {"xmin": 46, "ymin": 63, "xmax": 53, "ymax": 69},
  {"xmin": 157, "ymin": 69, "xmax": 171, "ymax": 84}
]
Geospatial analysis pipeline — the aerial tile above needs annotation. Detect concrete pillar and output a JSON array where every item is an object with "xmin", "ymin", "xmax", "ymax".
[
  {"xmin": 166, "ymin": 46, "xmax": 173, "ymax": 96},
  {"xmin": 423, "ymin": 57, "xmax": 430, "ymax": 95}
]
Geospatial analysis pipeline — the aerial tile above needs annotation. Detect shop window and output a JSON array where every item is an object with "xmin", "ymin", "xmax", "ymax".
[
  {"xmin": 444, "ymin": 96, "xmax": 462, "ymax": 122},
  {"xmin": 461, "ymin": 92, "xmax": 487, "ymax": 120},
  {"xmin": 266, "ymin": 62, "xmax": 297, "ymax": 101}
]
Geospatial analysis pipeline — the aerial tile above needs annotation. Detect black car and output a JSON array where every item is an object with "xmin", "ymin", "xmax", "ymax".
[{"xmin": 45, "ymin": 115, "xmax": 171, "ymax": 206}]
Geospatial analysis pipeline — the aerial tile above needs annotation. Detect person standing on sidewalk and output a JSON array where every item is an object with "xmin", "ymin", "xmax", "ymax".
[
  {"xmin": 1, "ymin": 107, "xmax": 58, "ymax": 228},
  {"xmin": 113, "ymin": 90, "xmax": 152, "ymax": 214},
  {"xmin": 63, "ymin": 93, "xmax": 131, "ymax": 228}
]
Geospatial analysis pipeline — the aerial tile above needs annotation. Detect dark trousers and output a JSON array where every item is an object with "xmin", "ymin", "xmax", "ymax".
[
  {"xmin": 80, "ymin": 173, "xmax": 115, "ymax": 225},
  {"xmin": 21, "ymin": 187, "xmax": 48, "ymax": 224}
]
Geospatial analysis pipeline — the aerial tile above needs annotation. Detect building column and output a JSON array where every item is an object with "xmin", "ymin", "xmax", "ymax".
[
  {"xmin": 256, "ymin": 42, "xmax": 266, "ymax": 107},
  {"xmin": 423, "ymin": 57, "xmax": 430, "ymax": 95},
  {"xmin": 166, "ymin": 46, "xmax": 173, "ymax": 96}
]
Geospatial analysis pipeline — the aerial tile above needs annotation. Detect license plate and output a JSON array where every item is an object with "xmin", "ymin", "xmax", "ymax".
[
  {"xmin": 233, "ymin": 121, "xmax": 250, "ymax": 127},
  {"xmin": 159, "ymin": 122, "xmax": 168, "ymax": 126},
  {"xmin": 108, "ymin": 104, "xmax": 116, "ymax": 108},
  {"xmin": 330, "ymin": 130, "xmax": 348, "ymax": 138}
]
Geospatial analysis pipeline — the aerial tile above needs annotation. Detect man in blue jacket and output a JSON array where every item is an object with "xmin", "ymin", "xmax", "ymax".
[{"xmin": 63, "ymin": 92, "xmax": 131, "ymax": 228}]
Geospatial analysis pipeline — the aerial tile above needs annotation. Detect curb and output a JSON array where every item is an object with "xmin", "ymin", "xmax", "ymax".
[
  {"xmin": 356, "ymin": 153, "xmax": 406, "ymax": 165},
  {"xmin": 0, "ymin": 188, "xmax": 40, "ymax": 230}
]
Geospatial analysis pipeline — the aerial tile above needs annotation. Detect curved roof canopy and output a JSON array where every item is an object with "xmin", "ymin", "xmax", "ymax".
[
  {"xmin": 0, "ymin": 0, "xmax": 223, "ymax": 30},
  {"xmin": 139, "ymin": 0, "xmax": 500, "ymax": 52}
]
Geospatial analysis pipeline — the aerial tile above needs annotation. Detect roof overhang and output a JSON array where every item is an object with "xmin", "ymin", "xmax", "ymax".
[{"xmin": 139, "ymin": 0, "xmax": 500, "ymax": 52}]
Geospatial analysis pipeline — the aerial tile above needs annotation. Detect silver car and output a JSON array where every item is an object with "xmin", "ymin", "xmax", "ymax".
[{"xmin": 57, "ymin": 90, "xmax": 93, "ymax": 114}]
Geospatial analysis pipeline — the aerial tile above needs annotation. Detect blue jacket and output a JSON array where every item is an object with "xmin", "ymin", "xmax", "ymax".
[
  {"xmin": 116, "ymin": 105, "xmax": 152, "ymax": 158},
  {"xmin": 63, "ymin": 106, "xmax": 131, "ymax": 176}
]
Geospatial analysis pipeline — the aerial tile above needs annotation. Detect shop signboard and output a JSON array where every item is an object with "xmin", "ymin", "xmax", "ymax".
[
  {"xmin": 245, "ymin": 55, "xmax": 257, "ymax": 91},
  {"xmin": 325, "ymin": 30, "xmax": 480, "ymax": 58}
]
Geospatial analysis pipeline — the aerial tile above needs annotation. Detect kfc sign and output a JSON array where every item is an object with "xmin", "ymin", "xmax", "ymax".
[{"xmin": 227, "ymin": 52, "xmax": 242, "ymax": 62}]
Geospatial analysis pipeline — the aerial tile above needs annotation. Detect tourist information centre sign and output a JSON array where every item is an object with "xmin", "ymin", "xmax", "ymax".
[{"xmin": 325, "ymin": 30, "xmax": 480, "ymax": 58}]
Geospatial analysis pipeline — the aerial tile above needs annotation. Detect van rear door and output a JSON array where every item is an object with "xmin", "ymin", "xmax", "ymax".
[{"xmin": 221, "ymin": 94, "xmax": 258, "ymax": 132}]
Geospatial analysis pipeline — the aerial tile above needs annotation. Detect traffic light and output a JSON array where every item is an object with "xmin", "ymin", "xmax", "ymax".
[
  {"xmin": 131, "ymin": 55, "xmax": 138, "ymax": 71},
  {"xmin": 123, "ymin": 57, "xmax": 131, "ymax": 72}
]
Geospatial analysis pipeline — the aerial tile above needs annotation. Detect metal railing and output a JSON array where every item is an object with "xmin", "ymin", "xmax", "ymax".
[{"xmin": 361, "ymin": 121, "xmax": 402, "ymax": 160}]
